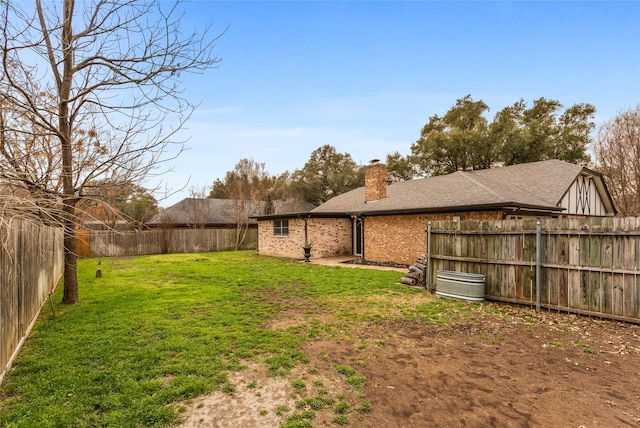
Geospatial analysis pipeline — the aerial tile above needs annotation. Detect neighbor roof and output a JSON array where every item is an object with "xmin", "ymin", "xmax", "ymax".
[
  {"xmin": 147, "ymin": 198, "xmax": 315, "ymax": 226},
  {"xmin": 311, "ymin": 160, "xmax": 614, "ymax": 216}
]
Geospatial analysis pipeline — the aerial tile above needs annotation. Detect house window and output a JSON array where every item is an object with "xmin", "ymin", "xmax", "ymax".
[{"xmin": 274, "ymin": 219, "xmax": 289, "ymax": 236}]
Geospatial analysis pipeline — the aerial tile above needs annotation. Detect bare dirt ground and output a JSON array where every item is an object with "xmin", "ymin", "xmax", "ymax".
[{"xmin": 178, "ymin": 299, "xmax": 640, "ymax": 428}]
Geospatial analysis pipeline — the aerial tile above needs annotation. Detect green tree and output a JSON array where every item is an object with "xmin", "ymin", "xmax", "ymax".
[
  {"xmin": 488, "ymin": 99, "xmax": 529, "ymax": 165},
  {"xmin": 112, "ymin": 185, "xmax": 159, "ymax": 229},
  {"xmin": 554, "ymin": 103, "xmax": 597, "ymax": 163},
  {"xmin": 0, "ymin": 0, "xmax": 220, "ymax": 304},
  {"xmin": 267, "ymin": 171, "xmax": 295, "ymax": 201},
  {"xmin": 209, "ymin": 159, "xmax": 271, "ymax": 201},
  {"xmin": 411, "ymin": 95, "xmax": 493, "ymax": 176},
  {"xmin": 291, "ymin": 145, "xmax": 364, "ymax": 205},
  {"xmin": 493, "ymin": 98, "xmax": 594, "ymax": 166},
  {"xmin": 409, "ymin": 96, "xmax": 595, "ymax": 177},
  {"xmin": 74, "ymin": 180, "xmax": 158, "ymax": 230},
  {"xmin": 386, "ymin": 151, "xmax": 415, "ymax": 181},
  {"xmin": 210, "ymin": 161, "xmax": 296, "ymax": 209},
  {"xmin": 512, "ymin": 98, "xmax": 563, "ymax": 164},
  {"xmin": 593, "ymin": 105, "xmax": 640, "ymax": 216}
]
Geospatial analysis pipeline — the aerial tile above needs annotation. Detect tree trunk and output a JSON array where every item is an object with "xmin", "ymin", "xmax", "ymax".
[
  {"xmin": 235, "ymin": 223, "xmax": 248, "ymax": 250},
  {"xmin": 59, "ymin": 0, "xmax": 78, "ymax": 304},
  {"xmin": 61, "ymin": 206, "xmax": 78, "ymax": 304}
]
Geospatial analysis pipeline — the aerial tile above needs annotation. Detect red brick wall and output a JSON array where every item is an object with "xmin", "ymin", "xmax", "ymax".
[
  {"xmin": 258, "ymin": 217, "xmax": 352, "ymax": 260},
  {"xmin": 258, "ymin": 211, "xmax": 505, "ymax": 264},
  {"xmin": 364, "ymin": 211, "xmax": 504, "ymax": 265}
]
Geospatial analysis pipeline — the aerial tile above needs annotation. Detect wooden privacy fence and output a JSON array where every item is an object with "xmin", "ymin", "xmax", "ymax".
[
  {"xmin": 427, "ymin": 217, "xmax": 640, "ymax": 324},
  {"xmin": 83, "ymin": 228, "xmax": 258, "ymax": 258},
  {"xmin": 1, "ymin": 218, "xmax": 64, "ymax": 384}
]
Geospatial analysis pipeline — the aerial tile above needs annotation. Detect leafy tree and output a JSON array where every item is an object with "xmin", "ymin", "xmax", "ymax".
[
  {"xmin": 409, "ymin": 96, "xmax": 595, "ymax": 177},
  {"xmin": 496, "ymin": 98, "xmax": 594, "ymax": 166},
  {"xmin": 554, "ymin": 103, "xmax": 597, "ymax": 163},
  {"xmin": 386, "ymin": 151, "xmax": 416, "ymax": 181},
  {"xmin": 209, "ymin": 159, "xmax": 271, "ymax": 201},
  {"xmin": 0, "ymin": 0, "xmax": 220, "ymax": 304},
  {"xmin": 411, "ymin": 95, "xmax": 493, "ymax": 176},
  {"xmin": 505, "ymin": 98, "xmax": 563, "ymax": 165},
  {"xmin": 291, "ymin": 145, "xmax": 364, "ymax": 205},
  {"xmin": 266, "ymin": 171, "xmax": 295, "ymax": 202},
  {"xmin": 115, "ymin": 186, "xmax": 158, "ymax": 229},
  {"xmin": 210, "ymin": 160, "xmax": 295, "ymax": 204},
  {"xmin": 78, "ymin": 183, "xmax": 158, "ymax": 229},
  {"xmin": 209, "ymin": 178, "xmax": 228, "ymax": 199},
  {"xmin": 488, "ymin": 99, "xmax": 530, "ymax": 165},
  {"xmin": 593, "ymin": 105, "xmax": 640, "ymax": 216}
]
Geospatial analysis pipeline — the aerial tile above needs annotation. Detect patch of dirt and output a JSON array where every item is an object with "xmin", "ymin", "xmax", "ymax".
[{"xmin": 178, "ymin": 304, "xmax": 640, "ymax": 427}]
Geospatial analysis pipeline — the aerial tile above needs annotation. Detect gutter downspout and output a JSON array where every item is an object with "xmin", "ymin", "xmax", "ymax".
[
  {"xmin": 299, "ymin": 215, "xmax": 311, "ymax": 246},
  {"xmin": 361, "ymin": 217, "xmax": 365, "ymax": 260},
  {"xmin": 303, "ymin": 215, "xmax": 309, "ymax": 244}
]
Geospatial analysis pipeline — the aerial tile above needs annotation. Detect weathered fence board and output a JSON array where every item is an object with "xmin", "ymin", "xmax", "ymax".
[
  {"xmin": 428, "ymin": 218, "xmax": 640, "ymax": 323},
  {"xmin": 1, "ymin": 218, "xmax": 63, "ymax": 384},
  {"xmin": 87, "ymin": 228, "xmax": 258, "ymax": 258},
  {"xmin": 558, "ymin": 268, "xmax": 568, "ymax": 308}
]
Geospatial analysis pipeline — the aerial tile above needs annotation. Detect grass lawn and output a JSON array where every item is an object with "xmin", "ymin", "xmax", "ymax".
[{"xmin": 0, "ymin": 251, "xmax": 468, "ymax": 427}]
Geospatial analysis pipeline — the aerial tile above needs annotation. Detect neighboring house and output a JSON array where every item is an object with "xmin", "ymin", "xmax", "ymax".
[
  {"xmin": 146, "ymin": 198, "xmax": 315, "ymax": 228},
  {"xmin": 255, "ymin": 160, "xmax": 617, "ymax": 265}
]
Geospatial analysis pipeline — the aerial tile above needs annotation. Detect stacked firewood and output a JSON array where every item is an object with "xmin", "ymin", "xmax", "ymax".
[{"xmin": 399, "ymin": 255, "xmax": 427, "ymax": 288}]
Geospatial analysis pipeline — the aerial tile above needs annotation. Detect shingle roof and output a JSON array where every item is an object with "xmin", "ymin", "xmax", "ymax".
[
  {"xmin": 311, "ymin": 160, "xmax": 598, "ymax": 216},
  {"xmin": 147, "ymin": 198, "xmax": 315, "ymax": 226}
]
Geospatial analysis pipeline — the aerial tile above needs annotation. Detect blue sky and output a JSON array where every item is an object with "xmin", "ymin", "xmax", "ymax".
[{"xmin": 159, "ymin": 0, "xmax": 640, "ymax": 206}]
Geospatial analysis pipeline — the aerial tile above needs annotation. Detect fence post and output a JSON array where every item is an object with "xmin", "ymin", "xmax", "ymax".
[
  {"xmin": 536, "ymin": 220, "xmax": 541, "ymax": 312},
  {"xmin": 426, "ymin": 221, "xmax": 432, "ymax": 292}
]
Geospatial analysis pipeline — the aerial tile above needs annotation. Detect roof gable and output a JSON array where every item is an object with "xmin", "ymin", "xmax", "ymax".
[{"xmin": 465, "ymin": 159, "xmax": 584, "ymax": 207}]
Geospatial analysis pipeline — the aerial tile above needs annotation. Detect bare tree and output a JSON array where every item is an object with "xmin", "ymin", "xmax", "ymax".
[
  {"xmin": 0, "ymin": 0, "xmax": 221, "ymax": 303},
  {"xmin": 593, "ymin": 105, "xmax": 640, "ymax": 216},
  {"xmin": 212, "ymin": 159, "xmax": 270, "ymax": 249},
  {"xmin": 186, "ymin": 184, "xmax": 210, "ymax": 229},
  {"xmin": 153, "ymin": 210, "xmax": 175, "ymax": 254}
]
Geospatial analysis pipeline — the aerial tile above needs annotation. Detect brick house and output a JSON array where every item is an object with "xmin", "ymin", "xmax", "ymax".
[{"xmin": 255, "ymin": 160, "xmax": 617, "ymax": 265}]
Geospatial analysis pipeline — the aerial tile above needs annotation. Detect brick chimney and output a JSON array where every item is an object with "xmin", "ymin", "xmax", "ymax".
[{"xmin": 365, "ymin": 159, "xmax": 387, "ymax": 202}]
